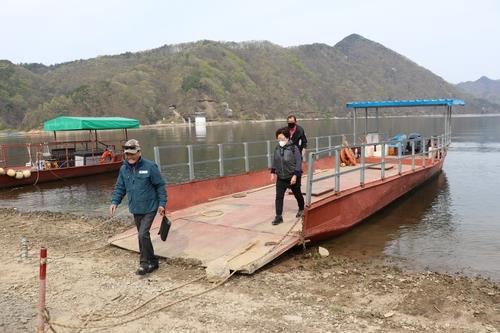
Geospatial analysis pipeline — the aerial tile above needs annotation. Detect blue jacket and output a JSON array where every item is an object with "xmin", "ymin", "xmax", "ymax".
[{"xmin": 111, "ymin": 157, "xmax": 167, "ymax": 214}]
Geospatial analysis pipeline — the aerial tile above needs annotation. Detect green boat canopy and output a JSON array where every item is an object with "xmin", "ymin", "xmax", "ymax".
[{"xmin": 43, "ymin": 116, "xmax": 140, "ymax": 131}]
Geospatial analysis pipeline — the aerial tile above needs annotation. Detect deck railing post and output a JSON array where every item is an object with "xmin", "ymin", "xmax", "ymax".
[
  {"xmin": 360, "ymin": 143, "xmax": 365, "ymax": 186},
  {"xmin": 154, "ymin": 146, "xmax": 161, "ymax": 171},
  {"xmin": 266, "ymin": 140, "xmax": 272, "ymax": 168},
  {"xmin": 315, "ymin": 137, "xmax": 319, "ymax": 154},
  {"xmin": 431, "ymin": 137, "xmax": 435, "ymax": 164},
  {"xmin": 381, "ymin": 143, "xmax": 386, "ymax": 180},
  {"xmin": 411, "ymin": 140, "xmax": 415, "ymax": 171},
  {"xmin": 328, "ymin": 136, "xmax": 332, "ymax": 157},
  {"xmin": 218, "ymin": 143, "xmax": 224, "ymax": 177},
  {"xmin": 187, "ymin": 145, "xmax": 195, "ymax": 180},
  {"xmin": 422, "ymin": 137, "xmax": 426, "ymax": 168},
  {"xmin": 306, "ymin": 151, "xmax": 315, "ymax": 206},
  {"xmin": 243, "ymin": 142, "xmax": 249, "ymax": 172},
  {"xmin": 397, "ymin": 141, "xmax": 402, "ymax": 175},
  {"xmin": 440, "ymin": 135, "xmax": 444, "ymax": 157},
  {"xmin": 335, "ymin": 149, "xmax": 340, "ymax": 192}
]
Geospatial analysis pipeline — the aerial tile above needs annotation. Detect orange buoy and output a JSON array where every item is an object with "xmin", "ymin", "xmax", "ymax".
[
  {"xmin": 99, "ymin": 151, "xmax": 114, "ymax": 164},
  {"xmin": 345, "ymin": 147, "xmax": 357, "ymax": 166}
]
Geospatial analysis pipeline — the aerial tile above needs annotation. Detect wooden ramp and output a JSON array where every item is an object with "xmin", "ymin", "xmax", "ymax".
[{"xmin": 108, "ymin": 184, "xmax": 302, "ymax": 274}]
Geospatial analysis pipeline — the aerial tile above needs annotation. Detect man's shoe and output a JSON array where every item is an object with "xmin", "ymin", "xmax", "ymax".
[
  {"xmin": 272, "ymin": 216, "xmax": 283, "ymax": 225},
  {"xmin": 296, "ymin": 210, "xmax": 304, "ymax": 218},
  {"xmin": 136, "ymin": 266, "xmax": 148, "ymax": 275},
  {"xmin": 149, "ymin": 262, "xmax": 159, "ymax": 272}
]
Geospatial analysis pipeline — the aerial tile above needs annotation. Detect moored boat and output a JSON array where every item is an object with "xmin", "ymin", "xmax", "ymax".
[{"xmin": 0, "ymin": 116, "xmax": 139, "ymax": 188}]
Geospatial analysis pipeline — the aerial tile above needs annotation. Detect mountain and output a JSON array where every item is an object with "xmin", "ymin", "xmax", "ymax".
[
  {"xmin": 456, "ymin": 76, "xmax": 500, "ymax": 105},
  {"xmin": 1, "ymin": 34, "xmax": 498, "ymax": 130}
]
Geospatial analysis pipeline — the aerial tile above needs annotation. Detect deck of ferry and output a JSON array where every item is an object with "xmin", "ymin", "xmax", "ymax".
[{"xmin": 109, "ymin": 158, "xmax": 427, "ymax": 274}]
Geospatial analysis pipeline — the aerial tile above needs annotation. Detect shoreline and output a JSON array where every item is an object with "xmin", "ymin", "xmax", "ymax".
[
  {"xmin": 1, "ymin": 208, "xmax": 498, "ymax": 332},
  {"xmin": 2, "ymin": 113, "xmax": 500, "ymax": 137}
]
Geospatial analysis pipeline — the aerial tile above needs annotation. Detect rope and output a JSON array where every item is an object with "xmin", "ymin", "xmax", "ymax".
[
  {"xmin": 45, "ymin": 271, "xmax": 236, "ymax": 330},
  {"xmin": 82, "ymin": 275, "xmax": 204, "ymax": 322},
  {"xmin": 199, "ymin": 209, "xmax": 224, "ymax": 217}
]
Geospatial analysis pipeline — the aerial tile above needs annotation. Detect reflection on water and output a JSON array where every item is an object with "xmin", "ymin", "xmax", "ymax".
[
  {"xmin": 323, "ymin": 172, "xmax": 448, "ymax": 259},
  {"xmin": 2, "ymin": 173, "xmax": 118, "ymax": 216},
  {"xmin": 1, "ymin": 116, "xmax": 500, "ymax": 279},
  {"xmin": 195, "ymin": 123, "xmax": 207, "ymax": 139}
]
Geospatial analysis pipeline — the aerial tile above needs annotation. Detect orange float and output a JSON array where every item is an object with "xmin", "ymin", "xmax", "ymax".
[{"xmin": 99, "ymin": 151, "xmax": 114, "ymax": 164}]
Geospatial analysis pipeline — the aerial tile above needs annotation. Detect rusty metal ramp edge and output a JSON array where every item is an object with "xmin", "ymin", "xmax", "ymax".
[{"xmin": 108, "ymin": 215, "xmax": 300, "ymax": 274}]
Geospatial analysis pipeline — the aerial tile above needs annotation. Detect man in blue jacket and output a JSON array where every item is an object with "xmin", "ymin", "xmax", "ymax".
[{"xmin": 110, "ymin": 139, "xmax": 167, "ymax": 275}]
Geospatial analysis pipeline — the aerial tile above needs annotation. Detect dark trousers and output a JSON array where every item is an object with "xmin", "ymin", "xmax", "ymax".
[
  {"xmin": 134, "ymin": 211, "xmax": 158, "ymax": 266},
  {"xmin": 275, "ymin": 176, "xmax": 305, "ymax": 216}
]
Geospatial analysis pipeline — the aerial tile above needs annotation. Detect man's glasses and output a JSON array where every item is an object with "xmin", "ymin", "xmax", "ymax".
[{"xmin": 123, "ymin": 145, "xmax": 137, "ymax": 150}]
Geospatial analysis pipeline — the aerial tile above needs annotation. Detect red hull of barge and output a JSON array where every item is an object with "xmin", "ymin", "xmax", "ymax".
[
  {"xmin": 303, "ymin": 159, "xmax": 444, "ymax": 241},
  {"xmin": 164, "ymin": 156, "xmax": 445, "ymax": 242}
]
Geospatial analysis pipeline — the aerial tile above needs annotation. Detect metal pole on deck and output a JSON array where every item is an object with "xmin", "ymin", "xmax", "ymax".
[
  {"xmin": 306, "ymin": 152, "xmax": 315, "ymax": 206},
  {"xmin": 397, "ymin": 142, "xmax": 402, "ymax": 175},
  {"xmin": 243, "ymin": 142, "xmax": 249, "ymax": 172},
  {"xmin": 334, "ymin": 149, "xmax": 340, "ymax": 192},
  {"xmin": 411, "ymin": 140, "xmax": 415, "ymax": 171},
  {"xmin": 328, "ymin": 136, "xmax": 332, "ymax": 156},
  {"xmin": 187, "ymin": 145, "xmax": 194, "ymax": 180},
  {"xmin": 352, "ymin": 109, "xmax": 357, "ymax": 144},
  {"xmin": 422, "ymin": 137, "xmax": 426, "ymax": 168},
  {"xmin": 218, "ymin": 144, "xmax": 224, "ymax": 177},
  {"xmin": 36, "ymin": 247, "xmax": 47, "ymax": 333},
  {"xmin": 315, "ymin": 137, "xmax": 319, "ymax": 153},
  {"xmin": 266, "ymin": 140, "xmax": 272, "ymax": 168},
  {"xmin": 94, "ymin": 130, "xmax": 98, "ymax": 152},
  {"xmin": 364, "ymin": 107, "xmax": 368, "ymax": 136},
  {"xmin": 154, "ymin": 146, "xmax": 161, "ymax": 171},
  {"xmin": 381, "ymin": 143, "xmax": 386, "ymax": 180},
  {"xmin": 360, "ymin": 144, "xmax": 365, "ymax": 186}
]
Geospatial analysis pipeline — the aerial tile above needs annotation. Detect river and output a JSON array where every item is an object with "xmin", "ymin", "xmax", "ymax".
[{"xmin": 1, "ymin": 115, "xmax": 499, "ymax": 279}]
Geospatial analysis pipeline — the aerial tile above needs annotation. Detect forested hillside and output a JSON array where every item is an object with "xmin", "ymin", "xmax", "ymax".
[{"xmin": 1, "ymin": 34, "xmax": 497, "ymax": 130}]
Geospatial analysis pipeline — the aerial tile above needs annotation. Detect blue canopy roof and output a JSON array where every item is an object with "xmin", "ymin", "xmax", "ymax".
[{"xmin": 346, "ymin": 99, "xmax": 465, "ymax": 109}]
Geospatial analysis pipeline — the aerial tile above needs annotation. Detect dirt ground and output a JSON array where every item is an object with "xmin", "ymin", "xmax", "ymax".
[{"xmin": 0, "ymin": 208, "xmax": 498, "ymax": 333}]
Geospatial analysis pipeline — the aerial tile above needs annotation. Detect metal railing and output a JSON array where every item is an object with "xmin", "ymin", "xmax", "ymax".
[
  {"xmin": 153, "ymin": 132, "xmax": 450, "ymax": 190},
  {"xmin": 153, "ymin": 134, "xmax": 354, "ymax": 182},
  {"xmin": 304, "ymin": 133, "xmax": 450, "ymax": 205}
]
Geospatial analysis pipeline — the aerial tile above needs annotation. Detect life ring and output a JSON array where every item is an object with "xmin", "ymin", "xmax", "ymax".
[
  {"xmin": 345, "ymin": 147, "xmax": 357, "ymax": 166},
  {"xmin": 99, "ymin": 151, "xmax": 114, "ymax": 164},
  {"xmin": 341, "ymin": 147, "xmax": 357, "ymax": 166},
  {"xmin": 340, "ymin": 148, "xmax": 349, "ymax": 165}
]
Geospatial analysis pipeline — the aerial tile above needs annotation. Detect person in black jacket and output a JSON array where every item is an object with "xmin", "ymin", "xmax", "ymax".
[
  {"xmin": 286, "ymin": 115, "xmax": 308, "ymax": 194},
  {"xmin": 287, "ymin": 115, "xmax": 307, "ymax": 159},
  {"xmin": 270, "ymin": 127, "xmax": 305, "ymax": 225}
]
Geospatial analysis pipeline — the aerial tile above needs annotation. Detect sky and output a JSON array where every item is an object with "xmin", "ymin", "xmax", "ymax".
[{"xmin": 1, "ymin": 0, "xmax": 499, "ymax": 84}]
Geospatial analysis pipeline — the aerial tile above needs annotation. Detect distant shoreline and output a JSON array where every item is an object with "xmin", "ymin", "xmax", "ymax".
[{"xmin": 1, "ymin": 113, "xmax": 500, "ymax": 137}]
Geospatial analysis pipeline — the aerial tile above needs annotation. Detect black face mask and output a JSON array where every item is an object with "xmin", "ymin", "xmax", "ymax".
[{"xmin": 287, "ymin": 122, "xmax": 296, "ymax": 129}]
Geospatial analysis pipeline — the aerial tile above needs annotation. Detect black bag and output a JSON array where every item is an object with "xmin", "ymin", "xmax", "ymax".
[{"xmin": 158, "ymin": 215, "xmax": 171, "ymax": 241}]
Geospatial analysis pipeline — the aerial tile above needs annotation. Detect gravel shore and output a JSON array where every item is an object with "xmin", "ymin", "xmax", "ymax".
[{"xmin": 1, "ymin": 208, "xmax": 498, "ymax": 333}]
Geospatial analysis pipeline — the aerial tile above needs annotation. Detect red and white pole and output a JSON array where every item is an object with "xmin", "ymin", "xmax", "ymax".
[{"xmin": 36, "ymin": 247, "xmax": 47, "ymax": 333}]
